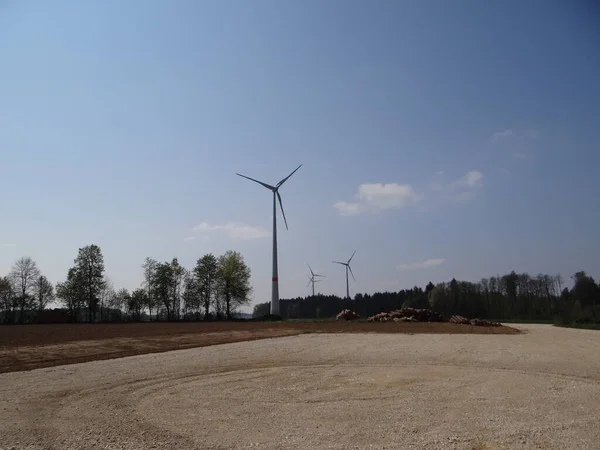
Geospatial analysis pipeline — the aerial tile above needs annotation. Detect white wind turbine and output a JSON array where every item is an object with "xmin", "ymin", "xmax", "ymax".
[
  {"xmin": 333, "ymin": 250, "xmax": 356, "ymax": 300},
  {"xmin": 306, "ymin": 264, "xmax": 325, "ymax": 297},
  {"xmin": 236, "ymin": 164, "xmax": 302, "ymax": 315}
]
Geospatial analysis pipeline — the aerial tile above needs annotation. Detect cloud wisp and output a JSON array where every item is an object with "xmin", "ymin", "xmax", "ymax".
[
  {"xmin": 492, "ymin": 128, "xmax": 540, "ymax": 142},
  {"xmin": 333, "ymin": 183, "xmax": 421, "ymax": 216},
  {"xmin": 491, "ymin": 128, "xmax": 540, "ymax": 159},
  {"xmin": 334, "ymin": 170, "xmax": 484, "ymax": 215},
  {"xmin": 188, "ymin": 222, "xmax": 270, "ymax": 241},
  {"xmin": 454, "ymin": 170, "xmax": 483, "ymax": 188},
  {"xmin": 397, "ymin": 258, "xmax": 445, "ymax": 271},
  {"xmin": 491, "ymin": 129, "xmax": 515, "ymax": 142}
]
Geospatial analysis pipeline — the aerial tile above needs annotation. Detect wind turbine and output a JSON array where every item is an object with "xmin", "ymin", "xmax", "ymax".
[
  {"xmin": 333, "ymin": 250, "xmax": 356, "ymax": 300},
  {"xmin": 307, "ymin": 264, "xmax": 325, "ymax": 297},
  {"xmin": 236, "ymin": 164, "xmax": 302, "ymax": 315}
]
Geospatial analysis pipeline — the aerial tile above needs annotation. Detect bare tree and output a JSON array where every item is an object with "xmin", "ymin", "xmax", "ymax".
[
  {"xmin": 112, "ymin": 288, "xmax": 130, "ymax": 318},
  {"xmin": 0, "ymin": 276, "xmax": 15, "ymax": 323},
  {"xmin": 99, "ymin": 279, "xmax": 116, "ymax": 321},
  {"xmin": 9, "ymin": 257, "xmax": 41, "ymax": 323},
  {"xmin": 170, "ymin": 258, "xmax": 186, "ymax": 320},
  {"xmin": 555, "ymin": 274, "xmax": 564, "ymax": 296},
  {"xmin": 153, "ymin": 262, "xmax": 175, "ymax": 320},
  {"xmin": 182, "ymin": 272, "xmax": 200, "ymax": 318},
  {"xmin": 129, "ymin": 289, "xmax": 146, "ymax": 321},
  {"xmin": 74, "ymin": 245, "xmax": 105, "ymax": 322},
  {"xmin": 56, "ymin": 268, "xmax": 84, "ymax": 322},
  {"xmin": 33, "ymin": 275, "xmax": 54, "ymax": 316},
  {"xmin": 142, "ymin": 257, "xmax": 158, "ymax": 320},
  {"xmin": 194, "ymin": 253, "xmax": 219, "ymax": 319}
]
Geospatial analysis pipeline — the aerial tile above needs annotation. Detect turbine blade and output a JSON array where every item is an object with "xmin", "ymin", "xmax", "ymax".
[
  {"xmin": 314, "ymin": 273, "xmax": 325, "ymax": 277},
  {"xmin": 236, "ymin": 173, "xmax": 275, "ymax": 190},
  {"xmin": 307, "ymin": 278, "xmax": 312, "ymax": 287},
  {"xmin": 276, "ymin": 164, "xmax": 302, "ymax": 187},
  {"xmin": 332, "ymin": 261, "xmax": 346, "ymax": 265},
  {"xmin": 307, "ymin": 264, "xmax": 315, "ymax": 276},
  {"xmin": 348, "ymin": 264, "xmax": 356, "ymax": 281},
  {"xmin": 277, "ymin": 191, "xmax": 288, "ymax": 230},
  {"xmin": 348, "ymin": 250, "xmax": 357, "ymax": 264}
]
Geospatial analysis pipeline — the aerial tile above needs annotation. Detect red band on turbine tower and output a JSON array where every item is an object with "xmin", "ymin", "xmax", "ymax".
[{"xmin": 272, "ymin": 277, "xmax": 279, "ymax": 281}]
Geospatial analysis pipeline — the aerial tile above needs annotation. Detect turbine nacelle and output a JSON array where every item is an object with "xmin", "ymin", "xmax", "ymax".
[
  {"xmin": 307, "ymin": 263, "xmax": 325, "ymax": 296},
  {"xmin": 332, "ymin": 250, "xmax": 356, "ymax": 281},
  {"xmin": 236, "ymin": 164, "xmax": 302, "ymax": 230},
  {"xmin": 333, "ymin": 251, "xmax": 357, "ymax": 299},
  {"xmin": 307, "ymin": 263, "xmax": 325, "ymax": 280},
  {"xmin": 306, "ymin": 274, "xmax": 323, "ymax": 287}
]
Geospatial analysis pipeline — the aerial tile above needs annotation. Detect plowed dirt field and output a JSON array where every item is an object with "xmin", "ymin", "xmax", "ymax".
[{"xmin": 0, "ymin": 321, "xmax": 517, "ymax": 373}]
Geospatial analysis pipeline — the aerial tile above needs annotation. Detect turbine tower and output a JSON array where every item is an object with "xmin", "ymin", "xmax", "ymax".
[
  {"xmin": 333, "ymin": 250, "xmax": 356, "ymax": 300},
  {"xmin": 236, "ymin": 164, "xmax": 302, "ymax": 315},
  {"xmin": 307, "ymin": 264, "xmax": 325, "ymax": 297}
]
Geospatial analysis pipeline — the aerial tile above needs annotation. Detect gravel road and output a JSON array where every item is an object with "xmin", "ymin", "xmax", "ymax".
[{"xmin": 1, "ymin": 324, "xmax": 599, "ymax": 450}]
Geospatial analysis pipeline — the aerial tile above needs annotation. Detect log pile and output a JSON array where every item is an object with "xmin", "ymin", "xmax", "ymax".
[
  {"xmin": 449, "ymin": 315, "xmax": 470, "ymax": 325},
  {"xmin": 367, "ymin": 308, "xmax": 444, "ymax": 323},
  {"xmin": 336, "ymin": 309, "xmax": 360, "ymax": 321},
  {"xmin": 450, "ymin": 315, "xmax": 502, "ymax": 327},
  {"xmin": 340, "ymin": 308, "xmax": 503, "ymax": 326},
  {"xmin": 469, "ymin": 318, "xmax": 502, "ymax": 327}
]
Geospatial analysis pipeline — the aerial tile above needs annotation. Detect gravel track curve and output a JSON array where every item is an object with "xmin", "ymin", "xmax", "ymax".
[{"xmin": 1, "ymin": 324, "xmax": 599, "ymax": 450}]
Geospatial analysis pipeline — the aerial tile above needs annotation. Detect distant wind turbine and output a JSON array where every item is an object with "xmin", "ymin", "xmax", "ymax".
[
  {"xmin": 236, "ymin": 165, "xmax": 302, "ymax": 315},
  {"xmin": 307, "ymin": 264, "xmax": 325, "ymax": 297},
  {"xmin": 333, "ymin": 250, "xmax": 356, "ymax": 300}
]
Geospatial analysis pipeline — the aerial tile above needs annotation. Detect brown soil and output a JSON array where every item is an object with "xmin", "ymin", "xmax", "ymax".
[{"xmin": 0, "ymin": 321, "xmax": 518, "ymax": 374}]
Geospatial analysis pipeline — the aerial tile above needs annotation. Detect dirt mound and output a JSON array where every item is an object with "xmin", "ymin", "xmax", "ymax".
[
  {"xmin": 336, "ymin": 309, "xmax": 360, "ymax": 321},
  {"xmin": 368, "ymin": 308, "xmax": 444, "ymax": 323}
]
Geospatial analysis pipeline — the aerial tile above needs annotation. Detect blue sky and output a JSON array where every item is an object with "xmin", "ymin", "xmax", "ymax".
[{"xmin": 1, "ymin": 1, "xmax": 599, "ymax": 310}]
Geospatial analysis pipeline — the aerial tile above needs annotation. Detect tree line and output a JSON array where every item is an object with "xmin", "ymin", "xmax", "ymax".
[
  {"xmin": 0, "ymin": 245, "xmax": 252, "ymax": 324},
  {"xmin": 253, "ymin": 270, "xmax": 600, "ymax": 326}
]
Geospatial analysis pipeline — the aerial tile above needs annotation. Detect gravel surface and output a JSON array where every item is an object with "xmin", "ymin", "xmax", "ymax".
[{"xmin": 1, "ymin": 324, "xmax": 599, "ymax": 450}]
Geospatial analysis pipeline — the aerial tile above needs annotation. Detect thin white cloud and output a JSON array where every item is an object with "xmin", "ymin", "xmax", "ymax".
[
  {"xmin": 397, "ymin": 258, "xmax": 445, "ymax": 271},
  {"xmin": 492, "ymin": 129, "xmax": 514, "ymax": 142},
  {"xmin": 492, "ymin": 128, "xmax": 539, "ymax": 143},
  {"xmin": 192, "ymin": 222, "xmax": 270, "ymax": 240},
  {"xmin": 333, "ymin": 201, "xmax": 362, "ymax": 216},
  {"xmin": 447, "ymin": 170, "xmax": 484, "ymax": 202},
  {"xmin": 359, "ymin": 183, "xmax": 421, "ymax": 208},
  {"xmin": 334, "ymin": 170, "xmax": 483, "ymax": 215},
  {"xmin": 492, "ymin": 128, "xmax": 540, "ymax": 160},
  {"xmin": 455, "ymin": 170, "xmax": 484, "ymax": 187},
  {"xmin": 333, "ymin": 183, "xmax": 421, "ymax": 215}
]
